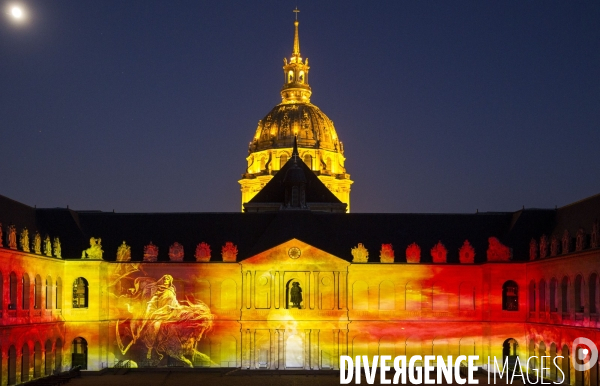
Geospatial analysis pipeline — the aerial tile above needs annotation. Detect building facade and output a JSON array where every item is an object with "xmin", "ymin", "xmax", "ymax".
[{"xmin": 0, "ymin": 196, "xmax": 600, "ymax": 385}]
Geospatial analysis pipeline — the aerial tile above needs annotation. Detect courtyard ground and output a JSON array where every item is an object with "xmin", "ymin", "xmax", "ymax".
[{"xmin": 68, "ymin": 368, "xmax": 532, "ymax": 386}]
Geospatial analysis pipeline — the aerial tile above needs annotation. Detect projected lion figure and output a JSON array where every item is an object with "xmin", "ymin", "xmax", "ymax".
[{"xmin": 114, "ymin": 274, "xmax": 214, "ymax": 367}]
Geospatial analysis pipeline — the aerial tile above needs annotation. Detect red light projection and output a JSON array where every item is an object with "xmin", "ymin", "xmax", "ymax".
[
  {"xmin": 459, "ymin": 240, "xmax": 475, "ymax": 264},
  {"xmin": 406, "ymin": 243, "xmax": 421, "ymax": 263},
  {"xmin": 430, "ymin": 241, "xmax": 447, "ymax": 263},
  {"xmin": 486, "ymin": 237, "xmax": 511, "ymax": 262},
  {"xmin": 111, "ymin": 270, "xmax": 214, "ymax": 367}
]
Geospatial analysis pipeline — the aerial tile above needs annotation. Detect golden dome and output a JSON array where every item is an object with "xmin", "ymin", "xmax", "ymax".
[
  {"xmin": 249, "ymin": 103, "xmax": 344, "ymax": 154},
  {"xmin": 239, "ymin": 14, "xmax": 352, "ymax": 212}
]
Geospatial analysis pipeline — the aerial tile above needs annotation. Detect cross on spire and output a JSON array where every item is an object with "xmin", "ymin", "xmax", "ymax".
[{"xmin": 293, "ymin": 7, "xmax": 300, "ymax": 21}]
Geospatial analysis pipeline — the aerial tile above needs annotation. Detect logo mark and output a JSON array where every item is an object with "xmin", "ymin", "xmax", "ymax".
[{"xmin": 572, "ymin": 337, "xmax": 598, "ymax": 371}]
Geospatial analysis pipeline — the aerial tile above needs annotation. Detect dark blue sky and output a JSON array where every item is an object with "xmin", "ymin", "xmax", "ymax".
[{"xmin": 0, "ymin": 1, "xmax": 598, "ymax": 213}]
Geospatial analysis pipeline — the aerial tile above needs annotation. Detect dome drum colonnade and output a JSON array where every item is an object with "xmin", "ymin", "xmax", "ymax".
[{"xmin": 239, "ymin": 19, "xmax": 352, "ymax": 212}]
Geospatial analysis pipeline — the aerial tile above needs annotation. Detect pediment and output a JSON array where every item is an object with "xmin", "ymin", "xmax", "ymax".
[{"xmin": 241, "ymin": 238, "xmax": 350, "ymax": 269}]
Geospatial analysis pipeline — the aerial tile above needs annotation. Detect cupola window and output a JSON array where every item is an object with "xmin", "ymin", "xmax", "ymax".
[{"xmin": 288, "ymin": 71, "xmax": 294, "ymax": 83}]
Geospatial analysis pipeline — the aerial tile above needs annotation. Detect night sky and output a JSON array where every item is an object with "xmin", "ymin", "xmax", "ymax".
[{"xmin": 0, "ymin": 1, "xmax": 598, "ymax": 214}]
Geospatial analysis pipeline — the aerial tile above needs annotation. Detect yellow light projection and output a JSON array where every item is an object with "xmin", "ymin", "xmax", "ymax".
[{"xmin": 2, "ymin": 233, "xmax": 600, "ymax": 382}]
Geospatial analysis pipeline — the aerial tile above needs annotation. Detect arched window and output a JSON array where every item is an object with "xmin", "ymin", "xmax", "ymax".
[
  {"xmin": 56, "ymin": 277, "xmax": 62, "ymax": 309},
  {"xmin": 221, "ymin": 279, "xmax": 237, "ymax": 310},
  {"xmin": 539, "ymin": 279, "xmax": 546, "ymax": 312},
  {"xmin": 45, "ymin": 276, "xmax": 53, "ymax": 309},
  {"xmin": 55, "ymin": 339, "xmax": 62, "ymax": 373},
  {"xmin": 34, "ymin": 275, "xmax": 42, "ymax": 309},
  {"xmin": 575, "ymin": 275, "xmax": 584, "ymax": 312},
  {"xmin": 432, "ymin": 282, "xmax": 448, "ymax": 310},
  {"xmin": 288, "ymin": 71, "xmax": 294, "ymax": 83},
  {"xmin": 9, "ymin": 272, "xmax": 17, "ymax": 309},
  {"xmin": 502, "ymin": 280, "xmax": 519, "ymax": 311},
  {"xmin": 21, "ymin": 344, "xmax": 30, "ymax": 382},
  {"xmin": 33, "ymin": 341, "xmax": 42, "ymax": 378},
  {"xmin": 590, "ymin": 273, "xmax": 598, "ymax": 314},
  {"xmin": 405, "ymin": 282, "xmax": 421, "ymax": 311},
  {"xmin": 22, "ymin": 274, "xmax": 30, "ymax": 310},
  {"xmin": 459, "ymin": 282, "xmax": 475, "ymax": 310},
  {"xmin": 8, "ymin": 345, "xmax": 17, "ymax": 385},
  {"xmin": 561, "ymin": 277, "xmax": 569, "ymax": 313},
  {"xmin": 280, "ymin": 154, "xmax": 288, "ymax": 168},
  {"xmin": 379, "ymin": 280, "xmax": 395, "ymax": 310},
  {"xmin": 529, "ymin": 280, "xmax": 536, "ymax": 312},
  {"xmin": 0, "ymin": 271, "xmax": 3, "ymax": 310},
  {"xmin": 44, "ymin": 339, "xmax": 53, "ymax": 375},
  {"xmin": 259, "ymin": 156, "xmax": 266, "ymax": 171},
  {"xmin": 549, "ymin": 278, "xmax": 558, "ymax": 312},
  {"xmin": 73, "ymin": 277, "xmax": 88, "ymax": 308},
  {"xmin": 303, "ymin": 154, "xmax": 312, "ymax": 169},
  {"xmin": 299, "ymin": 71, "xmax": 305, "ymax": 83},
  {"xmin": 194, "ymin": 280, "xmax": 210, "ymax": 306},
  {"xmin": 71, "ymin": 338, "xmax": 87, "ymax": 370},
  {"xmin": 352, "ymin": 280, "xmax": 368, "ymax": 310}
]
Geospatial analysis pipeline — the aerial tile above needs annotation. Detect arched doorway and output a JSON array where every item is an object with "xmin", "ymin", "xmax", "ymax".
[
  {"xmin": 549, "ymin": 343, "xmax": 557, "ymax": 381},
  {"xmin": 55, "ymin": 339, "xmax": 63, "ymax": 373},
  {"xmin": 561, "ymin": 345, "xmax": 570, "ymax": 385},
  {"xmin": 8, "ymin": 345, "xmax": 17, "ymax": 386},
  {"xmin": 21, "ymin": 344, "xmax": 30, "ymax": 382},
  {"xmin": 538, "ymin": 342, "xmax": 547, "ymax": 378},
  {"xmin": 529, "ymin": 339, "xmax": 537, "ymax": 370},
  {"xmin": 71, "ymin": 338, "xmax": 87, "ymax": 370},
  {"xmin": 33, "ymin": 341, "xmax": 42, "ymax": 378},
  {"xmin": 502, "ymin": 338, "xmax": 519, "ymax": 368},
  {"xmin": 44, "ymin": 339, "xmax": 53, "ymax": 375},
  {"xmin": 285, "ymin": 334, "xmax": 304, "ymax": 368}
]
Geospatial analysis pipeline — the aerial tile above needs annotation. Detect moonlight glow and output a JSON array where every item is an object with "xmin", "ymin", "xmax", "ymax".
[{"xmin": 10, "ymin": 6, "xmax": 23, "ymax": 19}]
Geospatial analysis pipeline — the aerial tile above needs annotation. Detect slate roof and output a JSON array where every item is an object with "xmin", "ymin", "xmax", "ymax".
[
  {"xmin": 246, "ymin": 151, "xmax": 343, "ymax": 206},
  {"xmin": 1, "ymin": 193, "xmax": 598, "ymax": 264}
]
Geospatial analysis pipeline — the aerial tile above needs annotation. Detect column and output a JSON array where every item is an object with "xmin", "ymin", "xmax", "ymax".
[
  {"xmin": 304, "ymin": 329, "xmax": 311, "ymax": 370},
  {"xmin": 278, "ymin": 329, "xmax": 285, "ymax": 369},
  {"xmin": 311, "ymin": 330, "xmax": 319, "ymax": 369},
  {"xmin": 275, "ymin": 271, "xmax": 280, "ymax": 309},
  {"xmin": 269, "ymin": 329, "xmax": 276, "ymax": 370},
  {"xmin": 333, "ymin": 330, "xmax": 340, "ymax": 370},
  {"xmin": 250, "ymin": 329, "xmax": 256, "ymax": 369},
  {"xmin": 242, "ymin": 329, "xmax": 250, "ymax": 369}
]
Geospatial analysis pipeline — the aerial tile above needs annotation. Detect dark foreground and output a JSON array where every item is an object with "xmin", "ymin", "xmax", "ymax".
[{"xmin": 67, "ymin": 368, "xmax": 530, "ymax": 386}]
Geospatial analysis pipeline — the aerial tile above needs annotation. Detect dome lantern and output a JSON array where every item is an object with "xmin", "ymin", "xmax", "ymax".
[{"xmin": 281, "ymin": 19, "xmax": 311, "ymax": 104}]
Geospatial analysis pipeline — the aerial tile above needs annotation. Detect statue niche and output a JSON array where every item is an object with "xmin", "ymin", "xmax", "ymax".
[{"xmin": 286, "ymin": 280, "xmax": 303, "ymax": 309}]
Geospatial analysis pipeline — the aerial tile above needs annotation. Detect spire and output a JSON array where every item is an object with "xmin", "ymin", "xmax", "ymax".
[
  {"xmin": 280, "ymin": 10, "xmax": 312, "ymax": 104},
  {"xmin": 292, "ymin": 135, "xmax": 299, "ymax": 162},
  {"xmin": 293, "ymin": 20, "xmax": 300, "ymax": 58}
]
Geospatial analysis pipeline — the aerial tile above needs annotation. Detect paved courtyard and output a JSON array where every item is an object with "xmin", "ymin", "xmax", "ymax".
[{"xmin": 68, "ymin": 369, "xmax": 530, "ymax": 386}]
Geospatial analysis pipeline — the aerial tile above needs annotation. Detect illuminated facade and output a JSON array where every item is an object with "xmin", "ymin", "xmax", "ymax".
[
  {"xmin": 1, "ymin": 192, "xmax": 600, "ymax": 385},
  {"xmin": 239, "ymin": 20, "xmax": 352, "ymax": 212},
  {"xmin": 1, "ymin": 16, "xmax": 600, "ymax": 386}
]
